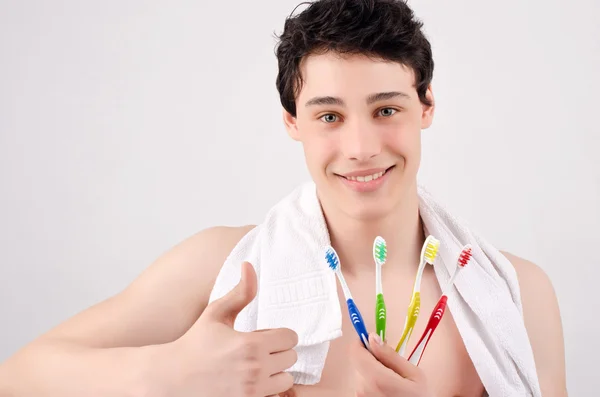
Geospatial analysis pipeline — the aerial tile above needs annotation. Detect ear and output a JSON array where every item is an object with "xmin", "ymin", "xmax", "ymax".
[
  {"xmin": 283, "ymin": 109, "xmax": 301, "ymax": 141},
  {"xmin": 420, "ymin": 85, "xmax": 435, "ymax": 129}
]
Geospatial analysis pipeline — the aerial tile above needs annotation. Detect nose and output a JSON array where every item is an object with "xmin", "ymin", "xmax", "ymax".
[{"xmin": 340, "ymin": 118, "xmax": 381, "ymax": 161}]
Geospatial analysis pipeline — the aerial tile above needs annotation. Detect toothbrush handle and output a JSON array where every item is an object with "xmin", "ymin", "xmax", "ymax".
[
  {"xmin": 347, "ymin": 298, "xmax": 370, "ymax": 350},
  {"xmin": 375, "ymin": 293, "xmax": 387, "ymax": 342},
  {"xmin": 395, "ymin": 292, "xmax": 421, "ymax": 355},
  {"xmin": 408, "ymin": 295, "xmax": 448, "ymax": 366}
]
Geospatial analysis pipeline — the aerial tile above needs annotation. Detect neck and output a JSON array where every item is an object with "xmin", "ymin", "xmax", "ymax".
[{"xmin": 319, "ymin": 183, "xmax": 425, "ymax": 275}]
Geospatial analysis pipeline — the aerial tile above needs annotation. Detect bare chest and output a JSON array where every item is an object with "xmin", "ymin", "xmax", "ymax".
[{"xmin": 290, "ymin": 267, "xmax": 485, "ymax": 397}]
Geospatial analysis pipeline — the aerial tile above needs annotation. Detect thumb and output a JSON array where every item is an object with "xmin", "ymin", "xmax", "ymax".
[
  {"xmin": 368, "ymin": 333, "xmax": 420, "ymax": 381},
  {"xmin": 204, "ymin": 261, "xmax": 257, "ymax": 327}
]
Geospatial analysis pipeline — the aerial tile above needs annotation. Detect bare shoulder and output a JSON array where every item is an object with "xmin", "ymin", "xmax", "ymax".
[
  {"xmin": 501, "ymin": 251, "xmax": 556, "ymax": 299},
  {"xmin": 124, "ymin": 224, "xmax": 258, "ymax": 327},
  {"xmin": 133, "ymin": 224, "xmax": 256, "ymax": 283},
  {"xmin": 146, "ymin": 224, "xmax": 257, "ymax": 279},
  {"xmin": 501, "ymin": 251, "xmax": 568, "ymax": 396},
  {"xmin": 40, "ymin": 224, "xmax": 256, "ymax": 348},
  {"xmin": 501, "ymin": 251, "xmax": 559, "ymax": 323}
]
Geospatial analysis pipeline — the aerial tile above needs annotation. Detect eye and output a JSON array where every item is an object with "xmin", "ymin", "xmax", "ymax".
[
  {"xmin": 377, "ymin": 108, "xmax": 397, "ymax": 117},
  {"xmin": 320, "ymin": 113, "xmax": 339, "ymax": 123}
]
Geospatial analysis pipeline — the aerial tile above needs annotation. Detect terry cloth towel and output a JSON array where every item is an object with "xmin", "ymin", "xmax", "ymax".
[{"xmin": 208, "ymin": 181, "xmax": 541, "ymax": 396}]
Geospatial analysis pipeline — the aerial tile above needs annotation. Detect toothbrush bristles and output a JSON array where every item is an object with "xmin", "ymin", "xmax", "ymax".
[
  {"xmin": 423, "ymin": 236, "xmax": 440, "ymax": 264},
  {"xmin": 325, "ymin": 247, "xmax": 340, "ymax": 271},
  {"xmin": 441, "ymin": 245, "xmax": 472, "ymax": 295},
  {"xmin": 373, "ymin": 236, "xmax": 387, "ymax": 265},
  {"xmin": 457, "ymin": 246, "xmax": 472, "ymax": 268}
]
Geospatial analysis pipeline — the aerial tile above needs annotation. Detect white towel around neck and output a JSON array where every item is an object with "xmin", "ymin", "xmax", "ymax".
[{"xmin": 208, "ymin": 181, "xmax": 541, "ymax": 396}]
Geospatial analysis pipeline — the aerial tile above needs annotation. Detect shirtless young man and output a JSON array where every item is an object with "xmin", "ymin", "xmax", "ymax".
[{"xmin": 0, "ymin": 0, "xmax": 567, "ymax": 396}]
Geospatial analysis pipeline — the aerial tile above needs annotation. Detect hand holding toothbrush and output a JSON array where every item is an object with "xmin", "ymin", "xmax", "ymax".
[{"xmin": 350, "ymin": 333, "xmax": 435, "ymax": 397}]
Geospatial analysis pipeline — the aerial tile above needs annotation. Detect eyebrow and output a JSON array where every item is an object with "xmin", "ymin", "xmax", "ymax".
[
  {"xmin": 366, "ymin": 91, "xmax": 410, "ymax": 104},
  {"xmin": 305, "ymin": 91, "xmax": 410, "ymax": 107}
]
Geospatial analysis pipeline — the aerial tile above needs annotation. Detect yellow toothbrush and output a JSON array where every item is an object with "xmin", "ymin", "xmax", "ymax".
[{"xmin": 396, "ymin": 235, "xmax": 440, "ymax": 356}]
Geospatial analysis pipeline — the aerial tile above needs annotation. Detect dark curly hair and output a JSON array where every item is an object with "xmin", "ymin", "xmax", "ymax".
[{"xmin": 275, "ymin": 0, "xmax": 434, "ymax": 117}]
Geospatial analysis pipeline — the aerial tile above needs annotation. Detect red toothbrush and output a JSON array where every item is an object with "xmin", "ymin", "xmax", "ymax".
[{"xmin": 407, "ymin": 245, "xmax": 472, "ymax": 365}]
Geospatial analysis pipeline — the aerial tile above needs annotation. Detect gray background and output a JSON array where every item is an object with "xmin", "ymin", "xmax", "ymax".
[{"xmin": 1, "ymin": 0, "xmax": 598, "ymax": 394}]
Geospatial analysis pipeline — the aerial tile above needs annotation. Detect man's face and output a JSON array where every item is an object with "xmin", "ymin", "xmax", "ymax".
[{"xmin": 284, "ymin": 51, "xmax": 434, "ymax": 220}]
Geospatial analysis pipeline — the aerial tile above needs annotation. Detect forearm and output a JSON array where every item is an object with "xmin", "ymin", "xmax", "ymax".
[{"xmin": 0, "ymin": 339, "xmax": 157, "ymax": 397}]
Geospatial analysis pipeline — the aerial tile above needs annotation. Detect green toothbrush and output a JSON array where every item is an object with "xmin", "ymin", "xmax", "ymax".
[{"xmin": 373, "ymin": 236, "xmax": 387, "ymax": 341}]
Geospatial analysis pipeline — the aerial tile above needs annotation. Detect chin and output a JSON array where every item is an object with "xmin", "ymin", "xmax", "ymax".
[
  {"xmin": 342, "ymin": 200, "xmax": 397, "ymax": 221},
  {"xmin": 319, "ymin": 175, "xmax": 408, "ymax": 221}
]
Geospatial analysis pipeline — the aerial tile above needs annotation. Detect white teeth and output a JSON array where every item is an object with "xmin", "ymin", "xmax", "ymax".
[{"xmin": 346, "ymin": 170, "xmax": 386, "ymax": 182}]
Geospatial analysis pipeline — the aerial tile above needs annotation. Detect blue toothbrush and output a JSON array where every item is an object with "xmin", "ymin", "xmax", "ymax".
[{"xmin": 325, "ymin": 246, "xmax": 372, "ymax": 353}]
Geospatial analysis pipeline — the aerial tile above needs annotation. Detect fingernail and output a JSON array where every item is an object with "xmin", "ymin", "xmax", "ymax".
[{"xmin": 371, "ymin": 332, "xmax": 383, "ymax": 346}]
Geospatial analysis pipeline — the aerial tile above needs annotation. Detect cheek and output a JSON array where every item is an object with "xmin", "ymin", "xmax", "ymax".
[
  {"xmin": 381, "ymin": 123, "xmax": 421, "ymax": 155},
  {"xmin": 301, "ymin": 132, "xmax": 338, "ymax": 173}
]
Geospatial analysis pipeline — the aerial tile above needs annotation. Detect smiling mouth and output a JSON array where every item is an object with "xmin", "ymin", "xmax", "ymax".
[{"xmin": 338, "ymin": 166, "xmax": 395, "ymax": 182}]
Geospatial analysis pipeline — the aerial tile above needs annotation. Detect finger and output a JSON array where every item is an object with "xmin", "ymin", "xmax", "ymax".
[
  {"xmin": 253, "ymin": 327, "xmax": 299, "ymax": 353},
  {"xmin": 350, "ymin": 337, "xmax": 380, "ymax": 375},
  {"xmin": 353, "ymin": 371, "xmax": 371, "ymax": 396},
  {"xmin": 264, "ymin": 371, "xmax": 294, "ymax": 396},
  {"xmin": 368, "ymin": 333, "xmax": 421, "ymax": 381},
  {"xmin": 350, "ymin": 337, "xmax": 410, "ymax": 381},
  {"xmin": 203, "ymin": 261, "xmax": 257, "ymax": 327},
  {"xmin": 351, "ymin": 337, "xmax": 414, "ymax": 394},
  {"xmin": 267, "ymin": 348, "xmax": 298, "ymax": 375}
]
